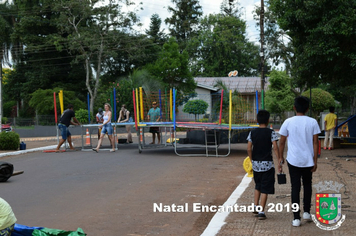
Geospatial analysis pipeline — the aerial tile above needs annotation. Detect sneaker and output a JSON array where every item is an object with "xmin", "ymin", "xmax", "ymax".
[
  {"xmin": 303, "ymin": 212, "xmax": 312, "ymax": 222},
  {"xmin": 323, "ymin": 147, "xmax": 327, "ymax": 150},
  {"xmin": 292, "ymin": 219, "xmax": 301, "ymax": 227},
  {"xmin": 257, "ymin": 213, "xmax": 266, "ymax": 220},
  {"xmin": 329, "ymin": 147, "xmax": 333, "ymax": 150}
]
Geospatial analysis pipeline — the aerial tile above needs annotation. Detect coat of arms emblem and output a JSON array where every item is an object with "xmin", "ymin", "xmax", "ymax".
[{"xmin": 312, "ymin": 181, "xmax": 346, "ymax": 230}]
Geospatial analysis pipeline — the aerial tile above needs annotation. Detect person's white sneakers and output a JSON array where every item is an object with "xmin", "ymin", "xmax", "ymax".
[
  {"xmin": 292, "ymin": 219, "xmax": 301, "ymax": 227},
  {"xmin": 303, "ymin": 212, "xmax": 312, "ymax": 221}
]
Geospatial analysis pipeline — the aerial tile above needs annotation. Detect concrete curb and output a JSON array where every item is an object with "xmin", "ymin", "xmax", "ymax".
[{"xmin": 0, "ymin": 145, "xmax": 57, "ymax": 158}]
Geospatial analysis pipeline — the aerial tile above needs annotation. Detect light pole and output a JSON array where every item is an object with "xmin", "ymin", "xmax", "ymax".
[{"xmin": 260, "ymin": 0, "xmax": 265, "ymax": 109}]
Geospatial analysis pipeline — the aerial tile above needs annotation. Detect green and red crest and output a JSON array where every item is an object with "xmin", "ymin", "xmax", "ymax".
[{"xmin": 316, "ymin": 193, "xmax": 342, "ymax": 224}]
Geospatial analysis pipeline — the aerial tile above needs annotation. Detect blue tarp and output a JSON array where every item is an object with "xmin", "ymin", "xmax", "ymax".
[{"xmin": 13, "ymin": 224, "xmax": 44, "ymax": 236}]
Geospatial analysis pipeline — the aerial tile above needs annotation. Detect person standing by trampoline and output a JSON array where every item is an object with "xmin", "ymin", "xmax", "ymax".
[
  {"xmin": 324, "ymin": 106, "xmax": 337, "ymax": 150},
  {"xmin": 118, "ymin": 104, "xmax": 133, "ymax": 144},
  {"xmin": 56, "ymin": 104, "xmax": 81, "ymax": 152},
  {"xmin": 93, "ymin": 103, "xmax": 115, "ymax": 152},
  {"xmin": 96, "ymin": 108, "xmax": 104, "ymax": 140},
  {"xmin": 147, "ymin": 101, "xmax": 161, "ymax": 144}
]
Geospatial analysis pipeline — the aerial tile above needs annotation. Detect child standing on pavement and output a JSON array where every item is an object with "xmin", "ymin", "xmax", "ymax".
[
  {"xmin": 278, "ymin": 96, "xmax": 320, "ymax": 227},
  {"xmin": 247, "ymin": 110, "xmax": 280, "ymax": 220},
  {"xmin": 324, "ymin": 106, "xmax": 337, "ymax": 150}
]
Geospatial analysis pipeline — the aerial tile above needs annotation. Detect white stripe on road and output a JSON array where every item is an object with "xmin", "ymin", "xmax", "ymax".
[{"xmin": 201, "ymin": 173, "xmax": 252, "ymax": 236}]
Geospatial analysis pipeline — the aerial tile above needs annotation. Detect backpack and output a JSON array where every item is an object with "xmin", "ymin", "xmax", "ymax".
[{"xmin": 0, "ymin": 161, "xmax": 14, "ymax": 182}]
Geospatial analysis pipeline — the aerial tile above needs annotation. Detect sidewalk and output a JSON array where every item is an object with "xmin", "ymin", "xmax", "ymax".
[{"xmin": 217, "ymin": 146, "xmax": 356, "ymax": 236}]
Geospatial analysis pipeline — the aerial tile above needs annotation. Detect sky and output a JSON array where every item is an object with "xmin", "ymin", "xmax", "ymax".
[{"xmin": 132, "ymin": 0, "xmax": 261, "ymax": 45}]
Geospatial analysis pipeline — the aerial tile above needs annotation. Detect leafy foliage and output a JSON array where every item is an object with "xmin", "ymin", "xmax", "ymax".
[
  {"xmin": 148, "ymin": 37, "xmax": 196, "ymax": 96},
  {"xmin": 0, "ymin": 131, "xmax": 20, "ymax": 150},
  {"xmin": 75, "ymin": 109, "xmax": 93, "ymax": 124},
  {"xmin": 301, "ymin": 88, "xmax": 334, "ymax": 118},
  {"xmin": 183, "ymin": 99, "xmax": 208, "ymax": 121},
  {"xmin": 188, "ymin": 14, "xmax": 259, "ymax": 77},
  {"xmin": 29, "ymin": 89, "xmax": 86, "ymax": 115},
  {"xmin": 213, "ymin": 79, "xmax": 251, "ymax": 124},
  {"xmin": 165, "ymin": 0, "xmax": 203, "ymax": 50},
  {"xmin": 269, "ymin": 0, "xmax": 356, "ymax": 88},
  {"xmin": 265, "ymin": 70, "xmax": 295, "ymax": 120}
]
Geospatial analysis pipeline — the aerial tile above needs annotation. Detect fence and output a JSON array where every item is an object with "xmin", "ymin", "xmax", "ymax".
[
  {"xmin": 7, "ymin": 115, "xmax": 58, "ymax": 127},
  {"xmin": 134, "ymin": 89, "xmax": 256, "ymax": 125}
]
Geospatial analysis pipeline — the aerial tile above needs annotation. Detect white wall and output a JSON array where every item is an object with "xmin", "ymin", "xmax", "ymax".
[{"xmin": 176, "ymin": 87, "xmax": 212, "ymax": 121}]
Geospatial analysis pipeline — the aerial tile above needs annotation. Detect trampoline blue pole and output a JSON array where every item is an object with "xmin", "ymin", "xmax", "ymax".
[
  {"xmin": 87, "ymin": 93, "xmax": 90, "ymax": 123},
  {"xmin": 159, "ymin": 89, "xmax": 162, "ymax": 119},
  {"xmin": 256, "ymin": 90, "xmax": 259, "ymax": 114},
  {"xmin": 173, "ymin": 88, "xmax": 176, "ymax": 131},
  {"xmin": 113, "ymin": 87, "xmax": 117, "ymax": 121}
]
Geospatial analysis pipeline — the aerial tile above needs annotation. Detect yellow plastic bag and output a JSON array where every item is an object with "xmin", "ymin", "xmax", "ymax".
[{"xmin": 243, "ymin": 157, "xmax": 253, "ymax": 177}]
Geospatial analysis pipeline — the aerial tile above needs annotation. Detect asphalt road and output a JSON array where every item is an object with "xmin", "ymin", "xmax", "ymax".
[{"xmin": 1, "ymin": 143, "xmax": 248, "ymax": 236}]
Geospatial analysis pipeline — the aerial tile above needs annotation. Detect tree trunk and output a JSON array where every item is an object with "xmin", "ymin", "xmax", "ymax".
[{"xmin": 351, "ymin": 96, "xmax": 356, "ymax": 115}]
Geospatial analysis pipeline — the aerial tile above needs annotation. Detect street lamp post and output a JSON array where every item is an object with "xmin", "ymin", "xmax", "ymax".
[{"xmin": 260, "ymin": 0, "xmax": 265, "ymax": 109}]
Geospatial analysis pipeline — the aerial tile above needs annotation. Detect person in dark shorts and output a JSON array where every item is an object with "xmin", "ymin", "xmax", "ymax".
[
  {"xmin": 247, "ymin": 110, "xmax": 280, "ymax": 220},
  {"xmin": 56, "ymin": 104, "xmax": 81, "ymax": 152},
  {"xmin": 147, "ymin": 101, "xmax": 161, "ymax": 144}
]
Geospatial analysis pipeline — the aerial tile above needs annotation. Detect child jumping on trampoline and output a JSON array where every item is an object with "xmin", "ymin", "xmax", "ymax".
[{"xmin": 247, "ymin": 110, "xmax": 280, "ymax": 220}]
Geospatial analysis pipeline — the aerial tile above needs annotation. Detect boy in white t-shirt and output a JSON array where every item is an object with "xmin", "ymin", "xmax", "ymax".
[{"xmin": 279, "ymin": 96, "xmax": 320, "ymax": 227}]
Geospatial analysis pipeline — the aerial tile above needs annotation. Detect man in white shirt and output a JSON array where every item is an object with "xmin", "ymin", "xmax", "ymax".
[{"xmin": 279, "ymin": 96, "xmax": 320, "ymax": 227}]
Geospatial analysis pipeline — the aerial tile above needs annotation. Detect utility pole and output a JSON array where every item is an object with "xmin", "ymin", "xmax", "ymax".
[{"xmin": 260, "ymin": 0, "xmax": 265, "ymax": 109}]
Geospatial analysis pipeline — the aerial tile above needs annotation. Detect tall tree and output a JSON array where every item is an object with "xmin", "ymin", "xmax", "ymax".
[
  {"xmin": 0, "ymin": 0, "xmax": 16, "ymax": 65},
  {"xmin": 265, "ymin": 70, "xmax": 294, "ymax": 121},
  {"xmin": 269, "ymin": 0, "xmax": 356, "ymax": 89},
  {"xmin": 254, "ymin": 3, "xmax": 294, "ymax": 74},
  {"xmin": 220, "ymin": 0, "xmax": 240, "ymax": 17},
  {"xmin": 148, "ymin": 37, "xmax": 196, "ymax": 97},
  {"xmin": 52, "ymin": 0, "xmax": 140, "ymax": 114},
  {"xmin": 7, "ymin": 0, "xmax": 87, "ymax": 104},
  {"xmin": 188, "ymin": 14, "xmax": 259, "ymax": 77},
  {"xmin": 146, "ymin": 14, "xmax": 167, "ymax": 45},
  {"xmin": 165, "ymin": 0, "xmax": 203, "ymax": 50}
]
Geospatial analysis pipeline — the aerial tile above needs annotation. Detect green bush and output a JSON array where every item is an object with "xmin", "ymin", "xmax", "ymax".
[
  {"xmin": 183, "ymin": 99, "xmax": 209, "ymax": 121},
  {"xmin": 0, "ymin": 132, "xmax": 20, "ymax": 150},
  {"xmin": 1, "ymin": 117, "xmax": 8, "ymax": 124},
  {"xmin": 75, "ymin": 109, "xmax": 94, "ymax": 124}
]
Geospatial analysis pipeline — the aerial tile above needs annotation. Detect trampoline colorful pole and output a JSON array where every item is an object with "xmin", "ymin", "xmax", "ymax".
[
  {"xmin": 256, "ymin": 90, "xmax": 259, "ymax": 114},
  {"xmin": 219, "ymin": 89, "xmax": 224, "ymax": 125},
  {"xmin": 165, "ymin": 88, "xmax": 168, "ymax": 121},
  {"xmin": 113, "ymin": 87, "xmax": 117, "ymax": 121},
  {"xmin": 159, "ymin": 89, "xmax": 162, "ymax": 119},
  {"xmin": 133, "ymin": 89, "xmax": 138, "ymax": 131},
  {"xmin": 170, "ymin": 89, "xmax": 173, "ymax": 121},
  {"xmin": 54, "ymin": 92, "xmax": 59, "ymax": 144},
  {"xmin": 54, "ymin": 92, "xmax": 58, "ymax": 124},
  {"xmin": 87, "ymin": 93, "xmax": 90, "ymax": 123},
  {"xmin": 229, "ymin": 90, "xmax": 232, "ymax": 131},
  {"xmin": 139, "ymin": 87, "xmax": 144, "ymax": 120},
  {"xmin": 136, "ymin": 88, "xmax": 140, "ymax": 124},
  {"xmin": 173, "ymin": 88, "xmax": 176, "ymax": 131}
]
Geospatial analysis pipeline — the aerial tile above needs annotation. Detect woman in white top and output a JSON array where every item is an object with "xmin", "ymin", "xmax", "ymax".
[
  {"xmin": 93, "ymin": 103, "xmax": 115, "ymax": 152},
  {"xmin": 117, "ymin": 104, "xmax": 133, "ymax": 143}
]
